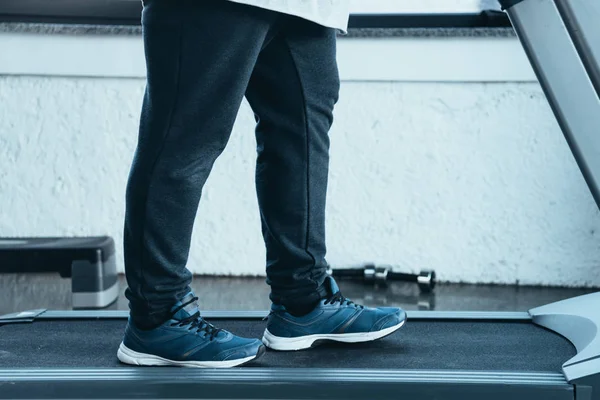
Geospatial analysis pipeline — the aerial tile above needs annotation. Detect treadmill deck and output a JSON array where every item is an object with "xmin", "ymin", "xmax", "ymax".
[{"xmin": 0, "ymin": 318, "xmax": 575, "ymax": 371}]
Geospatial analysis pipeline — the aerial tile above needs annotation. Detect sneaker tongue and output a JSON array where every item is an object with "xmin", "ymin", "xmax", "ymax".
[
  {"xmin": 325, "ymin": 275, "xmax": 340, "ymax": 296},
  {"xmin": 170, "ymin": 292, "xmax": 200, "ymax": 320}
]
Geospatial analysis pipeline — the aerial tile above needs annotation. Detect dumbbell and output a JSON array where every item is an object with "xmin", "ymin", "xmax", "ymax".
[{"xmin": 327, "ymin": 264, "xmax": 436, "ymax": 293}]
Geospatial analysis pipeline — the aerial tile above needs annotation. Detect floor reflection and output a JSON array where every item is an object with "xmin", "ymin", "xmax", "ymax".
[{"xmin": 0, "ymin": 273, "xmax": 596, "ymax": 315}]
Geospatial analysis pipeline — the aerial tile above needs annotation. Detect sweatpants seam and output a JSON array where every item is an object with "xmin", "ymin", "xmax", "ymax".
[
  {"xmin": 281, "ymin": 36, "xmax": 318, "ymax": 287},
  {"xmin": 137, "ymin": 21, "xmax": 185, "ymax": 311}
]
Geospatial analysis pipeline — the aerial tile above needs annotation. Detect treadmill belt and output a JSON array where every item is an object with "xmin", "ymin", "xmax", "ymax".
[{"xmin": 0, "ymin": 319, "xmax": 575, "ymax": 371}]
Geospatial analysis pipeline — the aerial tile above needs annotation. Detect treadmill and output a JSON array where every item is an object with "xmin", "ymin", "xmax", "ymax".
[
  {"xmin": 1, "ymin": 0, "xmax": 600, "ymax": 399},
  {"xmin": 0, "ymin": 294, "xmax": 599, "ymax": 399}
]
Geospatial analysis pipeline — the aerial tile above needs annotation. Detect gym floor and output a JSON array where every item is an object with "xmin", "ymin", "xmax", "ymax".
[{"xmin": 0, "ymin": 274, "xmax": 596, "ymax": 316}]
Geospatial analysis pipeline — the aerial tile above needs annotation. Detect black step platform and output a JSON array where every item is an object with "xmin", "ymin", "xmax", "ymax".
[{"xmin": 0, "ymin": 237, "xmax": 118, "ymax": 309}]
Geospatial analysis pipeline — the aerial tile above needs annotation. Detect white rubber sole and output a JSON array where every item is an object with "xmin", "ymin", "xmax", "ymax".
[
  {"xmin": 116, "ymin": 343, "xmax": 259, "ymax": 368},
  {"xmin": 262, "ymin": 319, "xmax": 406, "ymax": 351}
]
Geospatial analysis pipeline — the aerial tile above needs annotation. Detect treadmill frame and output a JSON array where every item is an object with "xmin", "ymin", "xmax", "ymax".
[
  {"xmin": 0, "ymin": 309, "xmax": 578, "ymax": 400},
  {"xmin": 500, "ymin": 0, "xmax": 600, "ymax": 208},
  {"xmin": 499, "ymin": 2, "xmax": 600, "ymax": 396}
]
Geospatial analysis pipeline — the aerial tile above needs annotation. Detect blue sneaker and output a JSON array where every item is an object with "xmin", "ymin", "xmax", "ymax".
[
  {"xmin": 262, "ymin": 276, "xmax": 406, "ymax": 351},
  {"xmin": 117, "ymin": 292, "xmax": 265, "ymax": 368}
]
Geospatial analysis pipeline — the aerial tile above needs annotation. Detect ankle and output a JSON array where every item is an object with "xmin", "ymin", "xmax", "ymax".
[
  {"xmin": 130, "ymin": 312, "xmax": 170, "ymax": 331},
  {"xmin": 131, "ymin": 319, "xmax": 162, "ymax": 331},
  {"xmin": 281, "ymin": 299, "xmax": 321, "ymax": 317}
]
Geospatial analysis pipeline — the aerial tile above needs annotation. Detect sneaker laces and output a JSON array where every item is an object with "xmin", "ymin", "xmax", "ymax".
[
  {"xmin": 324, "ymin": 291, "xmax": 364, "ymax": 308},
  {"xmin": 170, "ymin": 296, "xmax": 222, "ymax": 341},
  {"xmin": 262, "ymin": 288, "xmax": 364, "ymax": 321}
]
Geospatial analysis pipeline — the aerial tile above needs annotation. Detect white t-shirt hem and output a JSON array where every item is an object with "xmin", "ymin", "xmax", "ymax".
[{"xmin": 225, "ymin": 0, "xmax": 350, "ymax": 33}]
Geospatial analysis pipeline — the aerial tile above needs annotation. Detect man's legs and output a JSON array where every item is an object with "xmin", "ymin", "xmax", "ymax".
[
  {"xmin": 123, "ymin": 0, "xmax": 277, "ymax": 328},
  {"xmin": 246, "ymin": 16, "xmax": 407, "ymax": 350},
  {"xmin": 245, "ymin": 17, "xmax": 339, "ymax": 315}
]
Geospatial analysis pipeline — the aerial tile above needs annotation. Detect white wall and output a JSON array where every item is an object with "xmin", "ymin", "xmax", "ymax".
[{"xmin": 1, "ymin": 31, "xmax": 599, "ymax": 287}]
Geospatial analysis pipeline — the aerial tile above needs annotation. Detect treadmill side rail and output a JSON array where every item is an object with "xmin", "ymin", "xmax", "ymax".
[
  {"xmin": 0, "ymin": 369, "xmax": 575, "ymax": 400},
  {"xmin": 503, "ymin": 0, "xmax": 600, "ymax": 209},
  {"xmin": 554, "ymin": 0, "xmax": 600, "ymax": 97},
  {"xmin": 30, "ymin": 309, "xmax": 533, "ymax": 321},
  {"xmin": 0, "ymin": 309, "xmax": 46, "ymax": 324}
]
